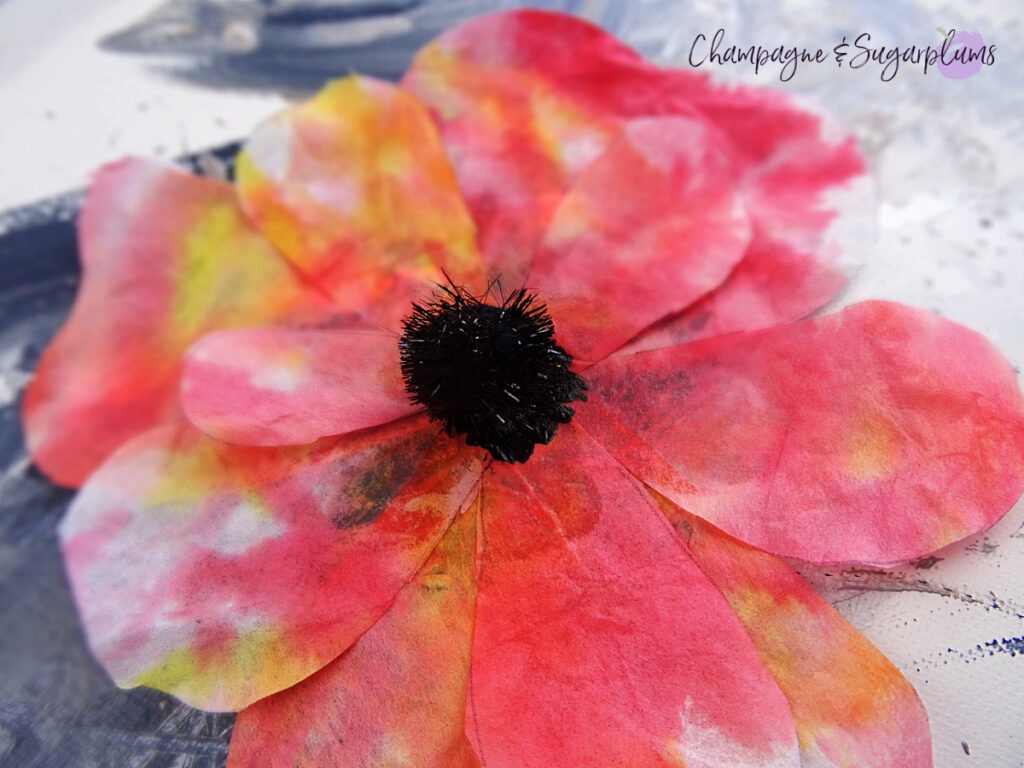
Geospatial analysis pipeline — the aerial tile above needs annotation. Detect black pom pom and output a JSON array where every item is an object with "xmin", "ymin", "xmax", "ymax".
[{"xmin": 399, "ymin": 285, "xmax": 587, "ymax": 463}]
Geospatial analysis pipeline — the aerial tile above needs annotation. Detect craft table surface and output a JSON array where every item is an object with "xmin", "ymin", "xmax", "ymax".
[{"xmin": 0, "ymin": 0, "xmax": 1021, "ymax": 766}]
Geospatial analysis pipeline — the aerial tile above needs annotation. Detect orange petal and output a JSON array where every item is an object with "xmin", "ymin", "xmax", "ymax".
[
  {"xmin": 60, "ymin": 416, "xmax": 482, "ymax": 711},
  {"xmin": 583, "ymin": 301, "xmax": 1024, "ymax": 564},
  {"xmin": 655, "ymin": 494, "xmax": 933, "ymax": 766},
  {"xmin": 21, "ymin": 158, "xmax": 330, "ymax": 487},
  {"xmin": 236, "ymin": 75, "xmax": 482, "ymax": 322},
  {"xmin": 470, "ymin": 423, "xmax": 799, "ymax": 767},
  {"xmin": 228, "ymin": 499, "xmax": 481, "ymax": 768}
]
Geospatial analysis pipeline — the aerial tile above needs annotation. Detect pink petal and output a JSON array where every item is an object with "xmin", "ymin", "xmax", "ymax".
[
  {"xmin": 60, "ymin": 417, "xmax": 482, "ymax": 711},
  {"xmin": 658, "ymin": 496, "xmax": 933, "ymax": 766},
  {"xmin": 530, "ymin": 116, "xmax": 749, "ymax": 362},
  {"xmin": 21, "ymin": 158, "xmax": 332, "ymax": 487},
  {"xmin": 227, "ymin": 501, "xmax": 480, "ymax": 768},
  {"xmin": 582, "ymin": 301, "xmax": 1024, "ymax": 565},
  {"xmin": 622, "ymin": 84, "xmax": 870, "ymax": 351},
  {"xmin": 403, "ymin": 10, "xmax": 663, "ymax": 282},
  {"xmin": 405, "ymin": 10, "xmax": 865, "ymax": 329},
  {"xmin": 182, "ymin": 327, "xmax": 415, "ymax": 446},
  {"xmin": 236, "ymin": 75, "xmax": 482, "ymax": 322},
  {"xmin": 471, "ymin": 423, "xmax": 799, "ymax": 767}
]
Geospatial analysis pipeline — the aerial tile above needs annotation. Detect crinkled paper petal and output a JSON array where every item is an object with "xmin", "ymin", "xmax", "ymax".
[
  {"xmin": 623, "ymin": 76, "xmax": 870, "ymax": 351},
  {"xmin": 21, "ymin": 158, "xmax": 330, "ymax": 487},
  {"xmin": 60, "ymin": 416, "xmax": 482, "ymax": 711},
  {"xmin": 403, "ymin": 11, "xmax": 634, "ymax": 282},
  {"xmin": 582, "ymin": 301, "xmax": 1024, "ymax": 565},
  {"xmin": 228, "ymin": 499, "xmax": 480, "ymax": 768},
  {"xmin": 656, "ymin": 495, "xmax": 933, "ymax": 766},
  {"xmin": 236, "ymin": 75, "xmax": 482, "ymax": 325},
  {"xmin": 470, "ymin": 423, "xmax": 799, "ymax": 767},
  {"xmin": 531, "ymin": 116, "xmax": 749, "ymax": 361},
  {"xmin": 405, "ymin": 10, "xmax": 865, "ymax": 327},
  {"xmin": 182, "ymin": 327, "xmax": 415, "ymax": 446}
]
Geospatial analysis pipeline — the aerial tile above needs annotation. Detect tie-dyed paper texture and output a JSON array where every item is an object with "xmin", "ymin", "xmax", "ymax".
[
  {"xmin": 20, "ymin": 10, "xmax": 1024, "ymax": 768},
  {"xmin": 20, "ymin": 159, "xmax": 336, "ymax": 487}
]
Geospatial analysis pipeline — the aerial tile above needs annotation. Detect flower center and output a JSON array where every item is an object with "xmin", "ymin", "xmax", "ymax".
[{"xmin": 399, "ymin": 286, "xmax": 587, "ymax": 463}]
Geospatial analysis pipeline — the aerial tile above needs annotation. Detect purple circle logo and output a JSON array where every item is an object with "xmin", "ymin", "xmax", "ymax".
[{"xmin": 937, "ymin": 28, "xmax": 986, "ymax": 79}]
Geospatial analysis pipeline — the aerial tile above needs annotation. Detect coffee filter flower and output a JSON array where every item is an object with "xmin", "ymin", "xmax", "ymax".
[{"xmin": 21, "ymin": 10, "xmax": 1024, "ymax": 767}]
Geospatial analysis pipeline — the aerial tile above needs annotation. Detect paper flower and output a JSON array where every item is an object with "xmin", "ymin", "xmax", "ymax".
[{"xmin": 22, "ymin": 10, "xmax": 1024, "ymax": 768}]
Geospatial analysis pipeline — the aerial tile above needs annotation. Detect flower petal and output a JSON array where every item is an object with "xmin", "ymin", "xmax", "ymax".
[
  {"xmin": 622, "ymin": 85, "xmax": 870, "ymax": 351},
  {"xmin": 182, "ymin": 327, "xmax": 416, "ymax": 446},
  {"xmin": 60, "ymin": 416, "xmax": 482, "ymax": 711},
  {"xmin": 21, "ymin": 158, "xmax": 330, "ymax": 487},
  {"xmin": 531, "ymin": 116, "xmax": 750, "ymax": 362},
  {"xmin": 406, "ymin": 10, "xmax": 865, "ymax": 326},
  {"xmin": 403, "ymin": 10, "xmax": 664, "ymax": 282},
  {"xmin": 582, "ymin": 301, "xmax": 1024, "ymax": 565},
  {"xmin": 470, "ymin": 423, "xmax": 799, "ymax": 767},
  {"xmin": 236, "ymin": 75, "xmax": 482, "ymax": 320},
  {"xmin": 657, "ymin": 496, "xmax": 933, "ymax": 766},
  {"xmin": 227, "ymin": 499, "xmax": 480, "ymax": 768}
]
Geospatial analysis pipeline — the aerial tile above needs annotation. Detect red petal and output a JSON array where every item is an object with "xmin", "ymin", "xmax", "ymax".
[
  {"xmin": 531, "ymin": 117, "xmax": 749, "ymax": 362},
  {"xmin": 228, "ymin": 501, "xmax": 481, "ymax": 767},
  {"xmin": 21, "ymin": 158, "xmax": 331, "ymax": 487},
  {"xmin": 405, "ymin": 10, "xmax": 865, "ymax": 329},
  {"xmin": 403, "ymin": 11, "xmax": 638, "ymax": 281},
  {"xmin": 622, "ymin": 230, "xmax": 859, "ymax": 353},
  {"xmin": 622, "ymin": 83, "xmax": 870, "ymax": 351},
  {"xmin": 236, "ymin": 75, "xmax": 482, "ymax": 321},
  {"xmin": 657, "ymin": 495, "xmax": 933, "ymax": 766},
  {"xmin": 582, "ymin": 301, "xmax": 1024, "ymax": 564},
  {"xmin": 471, "ymin": 424, "xmax": 799, "ymax": 767},
  {"xmin": 60, "ymin": 417, "xmax": 482, "ymax": 711},
  {"xmin": 182, "ymin": 327, "xmax": 415, "ymax": 446}
]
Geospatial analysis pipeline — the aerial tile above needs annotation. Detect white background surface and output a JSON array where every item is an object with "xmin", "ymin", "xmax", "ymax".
[
  {"xmin": 1, "ymin": 1, "xmax": 1022, "ymax": 765},
  {"xmin": 0, "ymin": 0, "xmax": 285, "ymax": 211}
]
